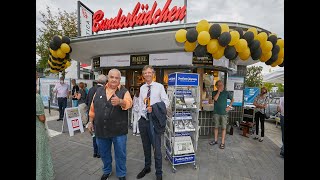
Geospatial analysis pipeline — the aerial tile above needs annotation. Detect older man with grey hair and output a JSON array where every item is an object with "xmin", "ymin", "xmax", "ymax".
[{"xmin": 88, "ymin": 69, "xmax": 132, "ymax": 180}]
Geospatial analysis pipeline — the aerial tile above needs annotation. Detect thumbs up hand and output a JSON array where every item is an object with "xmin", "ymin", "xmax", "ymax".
[{"xmin": 111, "ymin": 94, "xmax": 121, "ymax": 106}]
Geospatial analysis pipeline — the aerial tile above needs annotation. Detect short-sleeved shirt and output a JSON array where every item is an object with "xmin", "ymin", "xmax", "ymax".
[
  {"xmin": 212, "ymin": 90, "xmax": 233, "ymax": 115},
  {"xmin": 254, "ymin": 95, "xmax": 268, "ymax": 114}
]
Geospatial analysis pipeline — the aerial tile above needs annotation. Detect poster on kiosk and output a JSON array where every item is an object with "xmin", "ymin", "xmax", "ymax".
[{"xmin": 61, "ymin": 107, "xmax": 84, "ymax": 136}]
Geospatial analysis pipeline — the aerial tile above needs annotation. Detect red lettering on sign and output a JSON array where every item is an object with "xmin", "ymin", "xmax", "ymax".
[
  {"xmin": 92, "ymin": 0, "xmax": 186, "ymax": 32},
  {"xmin": 72, "ymin": 119, "xmax": 80, "ymax": 129}
]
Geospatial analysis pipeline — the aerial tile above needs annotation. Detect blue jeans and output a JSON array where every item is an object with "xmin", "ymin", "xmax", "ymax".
[
  {"xmin": 96, "ymin": 135, "xmax": 127, "ymax": 177},
  {"xmin": 139, "ymin": 117, "xmax": 162, "ymax": 175},
  {"xmin": 280, "ymin": 115, "xmax": 284, "ymax": 153},
  {"xmin": 93, "ymin": 136, "xmax": 99, "ymax": 155},
  {"xmin": 72, "ymin": 100, "xmax": 78, "ymax": 107},
  {"xmin": 57, "ymin": 97, "xmax": 67, "ymax": 119}
]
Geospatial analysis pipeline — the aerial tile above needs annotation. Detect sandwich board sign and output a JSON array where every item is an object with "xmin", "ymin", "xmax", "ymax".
[{"xmin": 61, "ymin": 107, "xmax": 84, "ymax": 136}]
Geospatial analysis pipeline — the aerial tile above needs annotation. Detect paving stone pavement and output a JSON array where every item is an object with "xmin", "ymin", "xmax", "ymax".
[{"xmin": 44, "ymin": 109, "xmax": 284, "ymax": 180}]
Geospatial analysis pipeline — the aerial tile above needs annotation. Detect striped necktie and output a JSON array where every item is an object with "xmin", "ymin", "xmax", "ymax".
[{"xmin": 146, "ymin": 85, "xmax": 151, "ymax": 107}]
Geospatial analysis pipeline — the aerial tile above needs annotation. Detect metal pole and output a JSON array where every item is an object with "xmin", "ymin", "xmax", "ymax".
[
  {"xmin": 184, "ymin": 0, "xmax": 187, "ymax": 24},
  {"xmin": 48, "ymin": 98, "xmax": 51, "ymax": 115}
]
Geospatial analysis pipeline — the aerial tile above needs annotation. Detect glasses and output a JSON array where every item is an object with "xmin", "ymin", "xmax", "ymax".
[{"xmin": 109, "ymin": 75, "xmax": 120, "ymax": 80}]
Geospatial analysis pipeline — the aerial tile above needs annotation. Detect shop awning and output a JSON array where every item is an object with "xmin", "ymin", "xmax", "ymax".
[
  {"xmin": 263, "ymin": 68, "xmax": 284, "ymax": 84},
  {"xmin": 70, "ymin": 22, "xmax": 269, "ymax": 66}
]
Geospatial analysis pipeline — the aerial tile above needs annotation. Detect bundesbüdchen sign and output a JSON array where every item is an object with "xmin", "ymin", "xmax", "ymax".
[{"xmin": 92, "ymin": 0, "xmax": 186, "ymax": 32}]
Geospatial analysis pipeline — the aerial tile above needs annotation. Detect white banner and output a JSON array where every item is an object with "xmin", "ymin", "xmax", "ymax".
[
  {"xmin": 100, "ymin": 55, "xmax": 131, "ymax": 67},
  {"xmin": 212, "ymin": 57, "xmax": 229, "ymax": 68},
  {"xmin": 79, "ymin": 4, "xmax": 93, "ymax": 36},
  {"xmin": 227, "ymin": 76, "xmax": 244, "ymax": 106},
  {"xmin": 149, "ymin": 52, "xmax": 192, "ymax": 66}
]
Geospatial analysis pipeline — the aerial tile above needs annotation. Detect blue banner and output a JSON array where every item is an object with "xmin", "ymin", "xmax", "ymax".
[
  {"xmin": 173, "ymin": 154, "xmax": 195, "ymax": 165},
  {"xmin": 168, "ymin": 73, "xmax": 199, "ymax": 86},
  {"xmin": 244, "ymin": 87, "xmax": 260, "ymax": 106}
]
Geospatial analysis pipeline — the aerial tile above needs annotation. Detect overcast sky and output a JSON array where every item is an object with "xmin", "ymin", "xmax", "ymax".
[{"xmin": 36, "ymin": 0, "xmax": 284, "ymax": 73}]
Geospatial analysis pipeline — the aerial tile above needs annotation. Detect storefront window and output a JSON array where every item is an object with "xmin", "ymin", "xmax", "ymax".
[{"xmin": 202, "ymin": 69, "xmax": 225, "ymax": 111}]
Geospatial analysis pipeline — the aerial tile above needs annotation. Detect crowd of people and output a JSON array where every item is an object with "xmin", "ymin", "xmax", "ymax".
[{"xmin": 36, "ymin": 65, "xmax": 284, "ymax": 180}]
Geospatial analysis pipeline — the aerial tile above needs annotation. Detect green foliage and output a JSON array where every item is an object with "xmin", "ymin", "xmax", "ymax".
[
  {"xmin": 36, "ymin": 6, "xmax": 77, "ymax": 75},
  {"xmin": 263, "ymin": 82, "xmax": 284, "ymax": 92},
  {"xmin": 245, "ymin": 66, "xmax": 263, "ymax": 87}
]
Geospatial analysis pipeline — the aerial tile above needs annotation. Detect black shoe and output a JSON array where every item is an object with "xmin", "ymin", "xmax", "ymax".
[
  {"xmin": 97, "ymin": 154, "xmax": 101, "ymax": 158},
  {"xmin": 119, "ymin": 177, "xmax": 126, "ymax": 180},
  {"xmin": 280, "ymin": 151, "xmax": 284, "ymax": 158},
  {"xmin": 136, "ymin": 168, "xmax": 151, "ymax": 179},
  {"xmin": 101, "ymin": 172, "xmax": 111, "ymax": 180},
  {"xmin": 57, "ymin": 118, "xmax": 62, "ymax": 121},
  {"xmin": 93, "ymin": 154, "xmax": 97, "ymax": 158},
  {"xmin": 156, "ymin": 175, "xmax": 162, "ymax": 180}
]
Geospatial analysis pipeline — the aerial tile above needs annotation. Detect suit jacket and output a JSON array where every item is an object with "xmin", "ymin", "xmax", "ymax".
[{"xmin": 148, "ymin": 101, "xmax": 167, "ymax": 134}]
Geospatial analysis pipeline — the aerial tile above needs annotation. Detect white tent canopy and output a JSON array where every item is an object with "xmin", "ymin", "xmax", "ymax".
[{"xmin": 263, "ymin": 68, "xmax": 284, "ymax": 84}]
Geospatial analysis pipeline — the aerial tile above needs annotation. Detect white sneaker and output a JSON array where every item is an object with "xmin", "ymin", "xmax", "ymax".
[
  {"xmin": 133, "ymin": 133, "xmax": 136, "ymax": 136},
  {"xmin": 136, "ymin": 133, "xmax": 140, "ymax": 136},
  {"xmin": 259, "ymin": 137, "xmax": 264, "ymax": 142}
]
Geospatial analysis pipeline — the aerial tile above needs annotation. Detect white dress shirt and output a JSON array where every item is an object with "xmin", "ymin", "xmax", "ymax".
[
  {"xmin": 53, "ymin": 83, "xmax": 69, "ymax": 98},
  {"xmin": 139, "ymin": 81, "xmax": 170, "ymax": 119}
]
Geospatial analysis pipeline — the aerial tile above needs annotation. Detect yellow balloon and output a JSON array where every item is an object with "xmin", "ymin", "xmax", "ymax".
[
  {"xmin": 60, "ymin": 43, "xmax": 71, "ymax": 54},
  {"xmin": 278, "ymin": 48, "xmax": 284, "ymax": 59},
  {"xmin": 49, "ymin": 48, "xmax": 54, "ymax": 55},
  {"xmin": 56, "ymin": 48, "xmax": 66, "ymax": 59},
  {"xmin": 229, "ymin": 31, "xmax": 240, "ymax": 46},
  {"xmin": 276, "ymin": 39, "xmax": 284, "ymax": 48},
  {"xmin": 260, "ymin": 51, "xmax": 272, "ymax": 62},
  {"xmin": 66, "ymin": 61, "xmax": 71, "ymax": 67},
  {"xmin": 50, "ymin": 69, "xmax": 59, "ymax": 73},
  {"xmin": 184, "ymin": 41, "xmax": 197, "ymax": 52},
  {"xmin": 175, "ymin": 29, "xmax": 187, "ymax": 43},
  {"xmin": 261, "ymin": 41, "xmax": 273, "ymax": 54},
  {"xmin": 207, "ymin": 39, "xmax": 219, "ymax": 54},
  {"xmin": 256, "ymin": 32, "xmax": 268, "ymax": 45},
  {"xmin": 247, "ymin": 27, "xmax": 258, "ymax": 38},
  {"xmin": 196, "ymin": 20, "xmax": 210, "ymax": 33},
  {"xmin": 273, "ymin": 56, "xmax": 284, "ymax": 66},
  {"xmin": 212, "ymin": 46, "xmax": 225, "ymax": 60},
  {"xmin": 51, "ymin": 50, "xmax": 58, "ymax": 58},
  {"xmin": 220, "ymin": 24, "xmax": 229, "ymax": 33},
  {"xmin": 238, "ymin": 47, "xmax": 251, "ymax": 60},
  {"xmin": 235, "ymin": 39, "xmax": 248, "ymax": 53},
  {"xmin": 197, "ymin": 31, "xmax": 211, "ymax": 45}
]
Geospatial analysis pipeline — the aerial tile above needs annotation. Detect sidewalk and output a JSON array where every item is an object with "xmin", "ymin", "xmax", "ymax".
[{"xmin": 45, "ymin": 109, "xmax": 284, "ymax": 180}]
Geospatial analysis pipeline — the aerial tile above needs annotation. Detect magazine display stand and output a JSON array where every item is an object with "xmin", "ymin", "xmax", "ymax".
[{"xmin": 164, "ymin": 73, "xmax": 200, "ymax": 173}]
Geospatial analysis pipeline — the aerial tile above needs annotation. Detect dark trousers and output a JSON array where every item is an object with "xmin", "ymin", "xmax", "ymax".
[
  {"xmin": 57, "ymin": 97, "xmax": 67, "ymax": 119},
  {"xmin": 255, "ymin": 111, "xmax": 265, "ymax": 137},
  {"xmin": 93, "ymin": 136, "xmax": 99, "ymax": 155},
  {"xmin": 138, "ymin": 117, "xmax": 162, "ymax": 175}
]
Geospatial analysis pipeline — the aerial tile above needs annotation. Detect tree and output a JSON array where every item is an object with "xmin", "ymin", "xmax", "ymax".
[
  {"xmin": 245, "ymin": 66, "xmax": 263, "ymax": 87},
  {"xmin": 36, "ymin": 6, "xmax": 77, "ymax": 76}
]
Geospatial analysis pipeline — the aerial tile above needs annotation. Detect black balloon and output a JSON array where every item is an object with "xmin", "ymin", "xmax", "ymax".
[
  {"xmin": 243, "ymin": 31, "xmax": 254, "ymax": 45},
  {"xmin": 194, "ymin": 45, "xmax": 207, "ymax": 57},
  {"xmin": 69, "ymin": 46, "xmax": 72, "ymax": 53},
  {"xmin": 186, "ymin": 28, "xmax": 198, "ymax": 43},
  {"xmin": 251, "ymin": 47, "xmax": 262, "ymax": 60},
  {"xmin": 234, "ymin": 27, "xmax": 244, "ymax": 39},
  {"xmin": 218, "ymin": 32, "xmax": 231, "ymax": 47},
  {"xmin": 230, "ymin": 52, "xmax": 238, "ymax": 60},
  {"xmin": 224, "ymin": 46, "xmax": 237, "ymax": 59},
  {"xmin": 249, "ymin": 40, "xmax": 260, "ymax": 51},
  {"xmin": 65, "ymin": 53, "xmax": 70, "ymax": 59},
  {"xmin": 268, "ymin": 35, "xmax": 278, "ymax": 46},
  {"xmin": 272, "ymin": 45, "xmax": 280, "ymax": 55},
  {"xmin": 265, "ymin": 54, "xmax": 278, "ymax": 65},
  {"xmin": 62, "ymin": 36, "xmax": 71, "ymax": 44},
  {"xmin": 53, "ymin": 35, "xmax": 62, "ymax": 47},
  {"xmin": 209, "ymin": 24, "xmax": 221, "ymax": 39},
  {"xmin": 49, "ymin": 41, "xmax": 59, "ymax": 51}
]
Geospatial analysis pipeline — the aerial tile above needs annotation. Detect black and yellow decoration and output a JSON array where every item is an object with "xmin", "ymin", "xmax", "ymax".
[
  {"xmin": 48, "ymin": 35, "xmax": 72, "ymax": 73},
  {"xmin": 175, "ymin": 20, "xmax": 284, "ymax": 67}
]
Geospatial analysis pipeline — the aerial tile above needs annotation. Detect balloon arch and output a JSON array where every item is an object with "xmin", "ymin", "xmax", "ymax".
[{"xmin": 175, "ymin": 20, "xmax": 284, "ymax": 67}]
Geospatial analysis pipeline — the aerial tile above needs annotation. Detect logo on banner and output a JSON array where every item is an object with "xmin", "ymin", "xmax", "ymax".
[
  {"xmin": 82, "ymin": 8, "xmax": 88, "ymax": 18},
  {"xmin": 92, "ymin": 0, "xmax": 186, "ymax": 32},
  {"xmin": 72, "ymin": 119, "xmax": 80, "ymax": 128}
]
